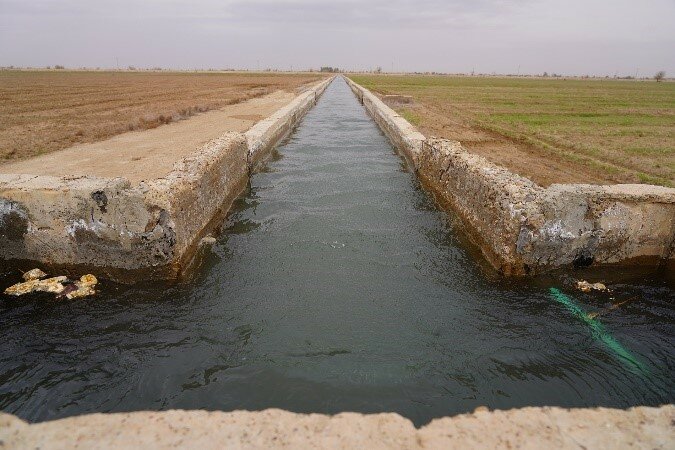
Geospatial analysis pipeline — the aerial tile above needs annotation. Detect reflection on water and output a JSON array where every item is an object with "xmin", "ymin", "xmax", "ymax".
[{"xmin": 1, "ymin": 79, "xmax": 673, "ymax": 426}]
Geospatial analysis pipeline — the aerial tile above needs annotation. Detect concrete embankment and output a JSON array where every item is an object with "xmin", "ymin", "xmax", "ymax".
[
  {"xmin": 345, "ymin": 76, "xmax": 675, "ymax": 275},
  {"xmin": 2, "ymin": 405, "xmax": 672, "ymax": 449},
  {"xmin": 0, "ymin": 77, "xmax": 333, "ymax": 281}
]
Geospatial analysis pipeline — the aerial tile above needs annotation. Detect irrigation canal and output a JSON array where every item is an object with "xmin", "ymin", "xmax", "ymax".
[{"xmin": 1, "ymin": 78, "xmax": 673, "ymax": 426}]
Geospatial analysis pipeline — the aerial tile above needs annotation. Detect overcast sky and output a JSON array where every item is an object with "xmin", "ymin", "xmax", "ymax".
[{"xmin": 1, "ymin": 0, "xmax": 673, "ymax": 76}]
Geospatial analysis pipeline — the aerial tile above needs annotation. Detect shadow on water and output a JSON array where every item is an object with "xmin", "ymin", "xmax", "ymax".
[{"xmin": 1, "ymin": 78, "xmax": 673, "ymax": 427}]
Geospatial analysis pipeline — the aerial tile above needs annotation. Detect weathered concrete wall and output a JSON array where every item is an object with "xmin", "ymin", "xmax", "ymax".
[
  {"xmin": 0, "ymin": 78, "xmax": 334, "ymax": 281},
  {"xmin": 0, "ymin": 133, "xmax": 248, "ymax": 280},
  {"xmin": 419, "ymin": 139, "xmax": 675, "ymax": 274},
  {"xmin": 247, "ymin": 76, "xmax": 334, "ymax": 165},
  {"xmin": 346, "ymin": 77, "xmax": 675, "ymax": 274},
  {"xmin": 2, "ymin": 405, "xmax": 672, "ymax": 449}
]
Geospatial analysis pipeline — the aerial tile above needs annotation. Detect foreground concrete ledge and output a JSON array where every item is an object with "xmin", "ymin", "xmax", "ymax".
[
  {"xmin": 345, "ymin": 77, "xmax": 675, "ymax": 275},
  {"xmin": 1, "ymin": 405, "xmax": 672, "ymax": 449},
  {"xmin": 0, "ymin": 78, "xmax": 334, "ymax": 281}
]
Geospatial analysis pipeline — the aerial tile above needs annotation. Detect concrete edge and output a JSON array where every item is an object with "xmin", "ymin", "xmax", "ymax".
[
  {"xmin": 345, "ymin": 76, "xmax": 675, "ymax": 274},
  {"xmin": 1, "ymin": 405, "xmax": 672, "ymax": 449},
  {"xmin": 246, "ymin": 76, "xmax": 335, "ymax": 167}
]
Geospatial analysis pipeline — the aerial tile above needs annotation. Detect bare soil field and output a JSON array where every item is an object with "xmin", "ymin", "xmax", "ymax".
[
  {"xmin": 0, "ymin": 70, "xmax": 326, "ymax": 161},
  {"xmin": 0, "ymin": 90, "xmax": 295, "ymax": 184},
  {"xmin": 350, "ymin": 75, "xmax": 675, "ymax": 187}
]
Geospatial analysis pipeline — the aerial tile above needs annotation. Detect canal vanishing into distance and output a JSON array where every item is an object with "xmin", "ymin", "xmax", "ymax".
[{"xmin": 1, "ymin": 78, "xmax": 673, "ymax": 426}]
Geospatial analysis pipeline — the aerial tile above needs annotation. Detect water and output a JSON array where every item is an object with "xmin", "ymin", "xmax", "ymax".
[{"xmin": 1, "ymin": 78, "xmax": 673, "ymax": 426}]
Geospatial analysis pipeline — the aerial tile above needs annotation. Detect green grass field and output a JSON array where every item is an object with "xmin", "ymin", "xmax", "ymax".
[{"xmin": 350, "ymin": 75, "xmax": 674, "ymax": 187}]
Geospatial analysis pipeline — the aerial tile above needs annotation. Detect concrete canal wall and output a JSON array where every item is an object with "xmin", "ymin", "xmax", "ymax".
[
  {"xmin": 345, "ymin": 77, "xmax": 675, "ymax": 275},
  {"xmin": 0, "ymin": 77, "xmax": 334, "ymax": 281}
]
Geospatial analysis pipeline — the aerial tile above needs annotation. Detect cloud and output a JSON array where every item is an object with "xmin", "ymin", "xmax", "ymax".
[
  {"xmin": 0, "ymin": 0, "xmax": 673, "ymax": 74},
  {"xmin": 0, "ymin": 0, "xmax": 528, "ymax": 28}
]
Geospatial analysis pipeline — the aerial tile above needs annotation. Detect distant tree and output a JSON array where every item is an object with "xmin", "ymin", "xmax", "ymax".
[
  {"xmin": 54, "ymin": 65, "xmax": 65, "ymax": 69},
  {"xmin": 654, "ymin": 71, "xmax": 666, "ymax": 82},
  {"xmin": 542, "ymin": 71, "xmax": 549, "ymax": 77},
  {"xmin": 375, "ymin": 66, "xmax": 382, "ymax": 73}
]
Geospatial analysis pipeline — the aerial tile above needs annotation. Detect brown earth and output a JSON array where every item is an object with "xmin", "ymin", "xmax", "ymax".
[
  {"xmin": 382, "ymin": 97, "xmax": 614, "ymax": 187},
  {"xmin": 0, "ymin": 70, "xmax": 326, "ymax": 161},
  {"xmin": 0, "ymin": 90, "xmax": 296, "ymax": 184},
  {"xmin": 402, "ymin": 100, "xmax": 616, "ymax": 186},
  {"xmin": 1, "ymin": 405, "xmax": 673, "ymax": 449}
]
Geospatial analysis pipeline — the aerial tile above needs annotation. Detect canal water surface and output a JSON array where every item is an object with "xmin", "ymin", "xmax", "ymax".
[{"xmin": 1, "ymin": 78, "xmax": 673, "ymax": 425}]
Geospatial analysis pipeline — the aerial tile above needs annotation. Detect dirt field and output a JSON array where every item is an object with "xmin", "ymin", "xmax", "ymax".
[
  {"xmin": 0, "ymin": 70, "xmax": 326, "ymax": 161},
  {"xmin": 0, "ymin": 90, "xmax": 296, "ymax": 184},
  {"xmin": 349, "ymin": 75, "xmax": 674, "ymax": 187}
]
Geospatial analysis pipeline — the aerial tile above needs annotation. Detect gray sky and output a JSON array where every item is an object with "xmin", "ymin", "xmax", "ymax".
[{"xmin": 1, "ymin": 0, "xmax": 673, "ymax": 76}]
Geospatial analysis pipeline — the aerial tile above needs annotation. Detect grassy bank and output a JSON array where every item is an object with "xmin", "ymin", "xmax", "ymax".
[{"xmin": 350, "ymin": 75, "xmax": 674, "ymax": 187}]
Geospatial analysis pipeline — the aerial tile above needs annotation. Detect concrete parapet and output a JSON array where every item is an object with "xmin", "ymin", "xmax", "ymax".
[
  {"xmin": 346, "ymin": 77, "xmax": 675, "ymax": 275},
  {"xmin": 1, "ymin": 405, "xmax": 672, "ymax": 449}
]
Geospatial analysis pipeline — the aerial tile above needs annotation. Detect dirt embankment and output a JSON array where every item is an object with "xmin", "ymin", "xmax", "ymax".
[{"xmin": 0, "ymin": 71, "xmax": 327, "ymax": 162}]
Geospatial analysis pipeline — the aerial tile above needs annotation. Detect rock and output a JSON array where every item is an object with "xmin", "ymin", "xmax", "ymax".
[
  {"xmin": 22, "ymin": 268, "xmax": 47, "ymax": 281},
  {"xmin": 5, "ymin": 273, "xmax": 98, "ymax": 299},
  {"xmin": 4, "ymin": 276, "xmax": 68, "ymax": 296},
  {"xmin": 200, "ymin": 236, "xmax": 217, "ymax": 246},
  {"xmin": 57, "ymin": 274, "xmax": 98, "ymax": 300},
  {"xmin": 576, "ymin": 281, "xmax": 608, "ymax": 292}
]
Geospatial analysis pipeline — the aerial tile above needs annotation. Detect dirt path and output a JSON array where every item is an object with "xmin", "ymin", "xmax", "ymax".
[{"xmin": 0, "ymin": 90, "xmax": 295, "ymax": 184}]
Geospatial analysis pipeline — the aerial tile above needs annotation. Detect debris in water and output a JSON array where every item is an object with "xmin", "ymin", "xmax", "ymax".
[
  {"xmin": 586, "ymin": 296, "xmax": 639, "ymax": 320},
  {"xmin": 57, "ymin": 274, "xmax": 98, "ymax": 300},
  {"xmin": 22, "ymin": 268, "xmax": 47, "ymax": 281},
  {"xmin": 4, "ymin": 272, "xmax": 98, "ymax": 300},
  {"xmin": 576, "ymin": 280, "xmax": 608, "ymax": 292},
  {"xmin": 200, "ymin": 235, "xmax": 217, "ymax": 246},
  {"xmin": 4, "ymin": 276, "xmax": 68, "ymax": 296},
  {"xmin": 549, "ymin": 287, "xmax": 646, "ymax": 374}
]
